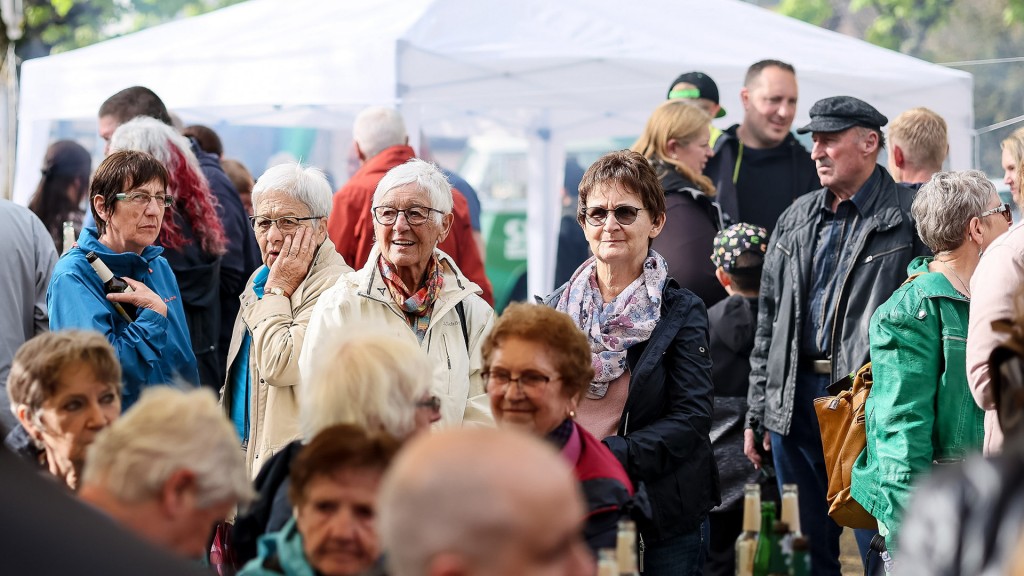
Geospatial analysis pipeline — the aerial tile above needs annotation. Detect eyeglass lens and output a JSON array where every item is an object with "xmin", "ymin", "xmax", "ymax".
[{"xmin": 583, "ymin": 205, "xmax": 640, "ymax": 226}]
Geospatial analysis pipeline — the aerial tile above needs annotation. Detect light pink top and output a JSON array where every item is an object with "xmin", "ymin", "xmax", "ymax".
[
  {"xmin": 576, "ymin": 370, "xmax": 630, "ymax": 441},
  {"xmin": 968, "ymin": 223, "xmax": 1024, "ymax": 455}
]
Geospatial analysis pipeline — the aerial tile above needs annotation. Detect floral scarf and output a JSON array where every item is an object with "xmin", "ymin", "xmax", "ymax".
[
  {"xmin": 556, "ymin": 250, "xmax": 668, "ymax": 399},
  {"xmin": 378, "ymin": 254, "xmax": 444, "ymax": 342}
]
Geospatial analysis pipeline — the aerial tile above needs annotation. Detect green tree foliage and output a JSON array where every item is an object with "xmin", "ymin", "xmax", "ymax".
[{"xmin": 2, "ymin": 0, "xmax": 246, "ymax": 60}]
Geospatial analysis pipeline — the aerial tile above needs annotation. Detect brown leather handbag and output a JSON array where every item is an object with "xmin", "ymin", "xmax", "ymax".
[{"xmin": 813, "ymin": 362, "xmax": 879, "ymax": 529}]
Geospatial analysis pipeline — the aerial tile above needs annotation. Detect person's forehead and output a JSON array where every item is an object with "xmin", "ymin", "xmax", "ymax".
[
  {"xmin": 255, "ymin": 189, "xmax": 309, "ymax": 213},
  {"xmin": 752, "ymin": 67, "xmax": 797, "ymax": 93}
]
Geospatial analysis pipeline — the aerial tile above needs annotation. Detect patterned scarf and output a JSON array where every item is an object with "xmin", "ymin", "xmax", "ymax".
[
  {"xmin": 556, "ymin": 250, "xmax": 668, "ymax": 399},
  {"xmin": 378, "ymin": 254, "xmax": 444, "ymax": 342}
]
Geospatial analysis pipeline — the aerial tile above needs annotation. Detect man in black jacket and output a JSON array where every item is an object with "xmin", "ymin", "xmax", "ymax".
[
  {"xmin": 744, "ymin": 96, "xmax": 929, "ymax": 575},
  {"xmin": 704, "ymin": 60, "xmax": 819, "ymax": 231}
]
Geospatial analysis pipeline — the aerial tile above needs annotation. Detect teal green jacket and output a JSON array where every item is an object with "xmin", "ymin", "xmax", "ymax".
[
  {"xmin": 237, "ymin": 519, "xmax": 314, "ymax": 576},
  {"xmin": 851, "ymin": 256, "xmax": 984, "ymax": 551}
]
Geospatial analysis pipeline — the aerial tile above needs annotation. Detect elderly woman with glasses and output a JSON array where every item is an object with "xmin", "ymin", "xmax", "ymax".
[
  {"xmin": 482, "ymin": 303, "xmax": 634, "ymax": 553},
  {"xmin": 851, "ymin": 170, "xmax": 1012, "ymax": 554},
  {"xmin": 220, "ymin": 162, "xmax": 352, "ymax": 480},
  {"xmin": 302, "ymin": 158, "xmax": 494, "ymax": 426},
  {"xmin": 543, "ymin": 149, "xmax": 717, "ymax": 575},
  {"xmin": 48, "ymin": 150, "xmax": 198, "ymax": 409}
]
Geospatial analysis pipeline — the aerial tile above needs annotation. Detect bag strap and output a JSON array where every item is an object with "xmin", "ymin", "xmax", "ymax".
[{"xmin": 456, "ymin": 301, "xmax": 469, "ymax": 350}]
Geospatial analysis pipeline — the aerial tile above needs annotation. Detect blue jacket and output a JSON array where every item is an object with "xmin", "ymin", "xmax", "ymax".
[{"xmin": 48, "ymin": 227, "xmax": 198, "ymax": 408}]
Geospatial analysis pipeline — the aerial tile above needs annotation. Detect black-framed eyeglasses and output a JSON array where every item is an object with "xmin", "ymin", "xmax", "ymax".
[
  {"xmin": 415, "ymin": 395, "xmax": 442, "ymax": 412},
  {"xmin": 115, "ymin": 191, "xmax": 173, "ymax": 209},
  {"xmin": 980, "ymin": 203, "xmax": 1013, "ymax": 224},
  {"xmin": 372, "ymin": 205, "xmax": 444, "ymax": 226},
  {"xmin": 249, "ymin": 215, "xmax": 321, "ymax": 234},
  {"xmin": 580, "ymin": 205, "xmax": 645, "ymax": 226},
  {"xmin": 482, "ymin": 369, "xmax": 553, "ymax": 393}
]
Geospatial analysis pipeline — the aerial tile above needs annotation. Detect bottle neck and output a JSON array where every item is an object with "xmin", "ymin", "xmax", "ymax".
[{"xmin": 742, "ymin": 494, "xmax": 760, "ymax": 532}]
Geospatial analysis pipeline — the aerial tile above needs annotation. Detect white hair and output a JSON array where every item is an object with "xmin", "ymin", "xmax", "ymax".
[
  {"xmin": 301, "ymin": 325, "xmax": 436, "ymax": 440},
  {"xmin": 109, "ymin": 116, "xmax": 207, "ymax": 189},
  {"xmin": 353, "ymin": 106, "xmax": 407, "ymax": 160},
  {"xmin": 252, "ymin": 162, "xmax": 332, "ymax": 218},
  {"xmin": 82, "ymin": 387, "xmax": 254, "ymax": 508},
  {"xmin": 372, "ymin": 158, "xmax": 454, "ymax": 220}
]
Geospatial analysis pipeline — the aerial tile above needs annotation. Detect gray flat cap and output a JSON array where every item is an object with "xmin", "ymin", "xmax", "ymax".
[{"xmin": 796, "ymin": 96, "xmax": 888, "ymax": 134}]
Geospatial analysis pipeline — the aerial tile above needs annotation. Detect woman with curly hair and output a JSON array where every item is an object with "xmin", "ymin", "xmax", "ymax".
[{"xmin": 110, "ymin": 117, "xmax": 228, "ymax": 388}]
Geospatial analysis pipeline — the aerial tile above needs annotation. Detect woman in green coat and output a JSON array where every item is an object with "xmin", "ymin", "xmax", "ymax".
[{"xmin": 851, "ymin": 170, "xmax": 1012, "ymax": 555}]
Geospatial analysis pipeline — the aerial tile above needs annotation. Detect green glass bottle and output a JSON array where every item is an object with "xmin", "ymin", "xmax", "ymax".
[
  {"xmin": 788, "ymin": 536, "xmax": 811, "ymax": 576},
  {"xmin": 752, "ymin": 501, "xmax": 776, "ymax": 576},
  {"xmin": 767, "ymin": 521, "xmax": 791, "ymax": 576}
]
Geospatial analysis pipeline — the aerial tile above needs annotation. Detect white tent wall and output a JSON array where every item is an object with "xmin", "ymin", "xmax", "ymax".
[{"xmin": 14, "ymin": 0, "xmax": 973, "ymax": 296}]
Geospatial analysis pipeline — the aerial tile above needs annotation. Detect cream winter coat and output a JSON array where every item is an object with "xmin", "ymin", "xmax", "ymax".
[
  {"xmin": 301, "ymin": 246, "xmax": 495, "ymax": 427},
  {"xmin": 221, "ymin": 238, "xmax": 352, "ymax": 478}
]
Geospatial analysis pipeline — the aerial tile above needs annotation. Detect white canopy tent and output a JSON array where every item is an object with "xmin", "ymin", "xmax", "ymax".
[{"xmin": 15, "ymin": 0, "xmax": 972, "ymax": 296}]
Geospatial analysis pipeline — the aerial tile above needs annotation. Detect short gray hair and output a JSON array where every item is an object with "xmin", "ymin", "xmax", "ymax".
[
  {"xmin": 353, "ymin": 106, "xmax": 407, "ymax": 160},
  {"xmin": 912, "ymin": 169, "xmax": 996, "ymax": 254},
  {"xmin": 372, "ymin": 158, "xmax": 454, "ymax": 220},
  {"xmin": 301, "ymin": 325, "xmax": 436, "ymax": 440},
  {"xmin": 82, "ymin": 387, "xmax": 254, "ymax": 508},
  {"xmin": 252, "ymin": 162, "xmax": 332, "ymax": 218}
]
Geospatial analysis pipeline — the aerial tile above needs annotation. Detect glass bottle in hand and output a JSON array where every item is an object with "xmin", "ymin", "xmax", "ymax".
[{"xmin": 86, "ymin": 251, "xmax": 137, "ymax": 322}]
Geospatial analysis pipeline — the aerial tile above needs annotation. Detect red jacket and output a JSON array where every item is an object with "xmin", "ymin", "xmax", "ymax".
[{"xmin": 327, "ymin": 145, "xmax": 494, "ymax": 305}]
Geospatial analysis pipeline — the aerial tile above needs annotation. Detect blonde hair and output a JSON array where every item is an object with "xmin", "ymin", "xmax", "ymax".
[
  {"xmin": 82, "ymin": 387, "xmax": 254, "ymax": 508},
  {"xmin": 889, "ymin": 107, "xmax": 948, "ymax": 170},
  {"xmin": 1003, "ymin": 126, "xmax": 1024, "ymax": 197},
  {"xmin": 301, "ymin": 326, "xmax": 436, "ymax": 440},
  {"xmin": 631, "ymin": 99, "xmax": 716, "ymax": 196}
]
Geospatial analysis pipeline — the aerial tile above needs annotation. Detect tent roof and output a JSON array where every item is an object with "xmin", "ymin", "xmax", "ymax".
[{"xmin": 15, "ymin": 0, "xmax": 973, "ymax": 202}]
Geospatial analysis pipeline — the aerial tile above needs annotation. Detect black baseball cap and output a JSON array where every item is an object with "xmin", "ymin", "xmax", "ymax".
[
  {"xmin": 796, "ymin": 95, "xmax": 888, "ymax": 134},
  {"xmin": 667, "ymin": 71, "xmax": 727, "ymax": 118}
]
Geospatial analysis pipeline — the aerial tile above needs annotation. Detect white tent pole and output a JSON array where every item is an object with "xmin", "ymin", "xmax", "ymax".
[{"xmin": 525, "ymin": 118, "xmax": 564, "ymax": 300}]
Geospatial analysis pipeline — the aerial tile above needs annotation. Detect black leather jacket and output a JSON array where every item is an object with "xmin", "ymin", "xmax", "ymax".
[
  {"xmin": 545, "ymin": 279, "xmax": 720, "ymax": 541},
  {"xmin": 746, "ymin": 166, "xmax": 929, "ymax": 435}
]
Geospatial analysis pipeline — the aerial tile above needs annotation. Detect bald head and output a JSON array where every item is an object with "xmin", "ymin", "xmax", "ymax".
[{"xmin": 379, "ymin": 428, "xmax": 592, "ymax": 576}]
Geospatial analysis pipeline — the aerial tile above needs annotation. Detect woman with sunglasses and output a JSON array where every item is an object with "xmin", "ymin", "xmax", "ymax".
[
  {"xmin": 48, "ymin": 150, "xmax": 199, "ymax": 410},
  {"xmin": 545, "ymin": 150, "xmax": 717, "ymax": 575},
  {"xmin": 631, "ymin": 99, "xmax": 726, "ymax": 307},
  {"xmin": 220, "ymin": 161, "xmax": 351, "ymax": 479},
  {"xmin": 302, "ymin": 158, "xmax": 494, "ymax": 427},
  {"xmin": 851, "ymin": 170, "xmax": 1010, "ymax": 554}
]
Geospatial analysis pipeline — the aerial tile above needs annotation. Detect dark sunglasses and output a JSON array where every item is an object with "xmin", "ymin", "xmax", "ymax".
[
  {"xmin": 980, "ymin": 202, "xmax": 1013, "ymax": 224},
  {"xmin": 579, "ymin": 205, "xmax": 645, "ymax": 226}
]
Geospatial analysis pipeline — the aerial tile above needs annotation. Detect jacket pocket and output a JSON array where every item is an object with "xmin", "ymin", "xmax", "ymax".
[{"xmin": 862, "ymin": 242, "xmax": 911, "ymax": 264}]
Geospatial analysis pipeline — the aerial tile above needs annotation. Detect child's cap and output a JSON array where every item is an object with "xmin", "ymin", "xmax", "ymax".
[{"xmin": 711, "ymin": 223, "xmax": 769, "ymax": 272}]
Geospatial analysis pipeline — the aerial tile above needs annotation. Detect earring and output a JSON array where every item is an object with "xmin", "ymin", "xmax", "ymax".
[{"xmin": 568, "ymin": 409, "xmax": 576, "ymax": 419}]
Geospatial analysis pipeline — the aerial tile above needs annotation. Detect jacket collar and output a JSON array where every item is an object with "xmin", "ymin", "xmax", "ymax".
[
  {"xmin": 78, "ymin": 226, "xmax": 164, "ymax": 275},
  {"xmin": 817, "ymin": 165, "xmax": 906, "ymax": 233},
  {"xmin": 355, "ymin": 145, "xmax": 416, "ymax": 180},
  {"xmin": 905, "ymin": 256, "xmax": 970, "ymax": 301},
  {"xmin": 357, "ymin": 245, "xmax": 481, "ymax": 320}
]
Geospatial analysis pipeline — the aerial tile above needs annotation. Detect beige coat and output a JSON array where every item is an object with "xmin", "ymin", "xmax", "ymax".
[
  {"xmin": 221, "ymin": 238, "xmax": 352, "ymax": 478},
  {"xmin": 301, "ymin": 246, "xmax": 495, "ymax": 426}
]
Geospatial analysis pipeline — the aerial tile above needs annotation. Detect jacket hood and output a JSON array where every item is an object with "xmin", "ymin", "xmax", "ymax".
[{"xmin": 708, "ymin": 295, "xmax": 758, "ymax": 354}]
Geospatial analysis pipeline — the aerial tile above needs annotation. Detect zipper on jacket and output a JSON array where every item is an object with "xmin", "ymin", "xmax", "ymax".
[
  {"xmin": 638, "ymin": 532, "xmax": 645, "ymax": 572},
  {"xmin": 442, "ymin": 335, "xmax": 452, "ymax": 370},
  {"xmin": 828, "ymin": 218, "xmax": 877, "ymax": 377}
]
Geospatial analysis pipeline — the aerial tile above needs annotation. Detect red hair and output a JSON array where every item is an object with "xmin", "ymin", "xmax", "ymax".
[{"xmin": 158, "ymin": 142, "xmax": 227, "ymax": 256}]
